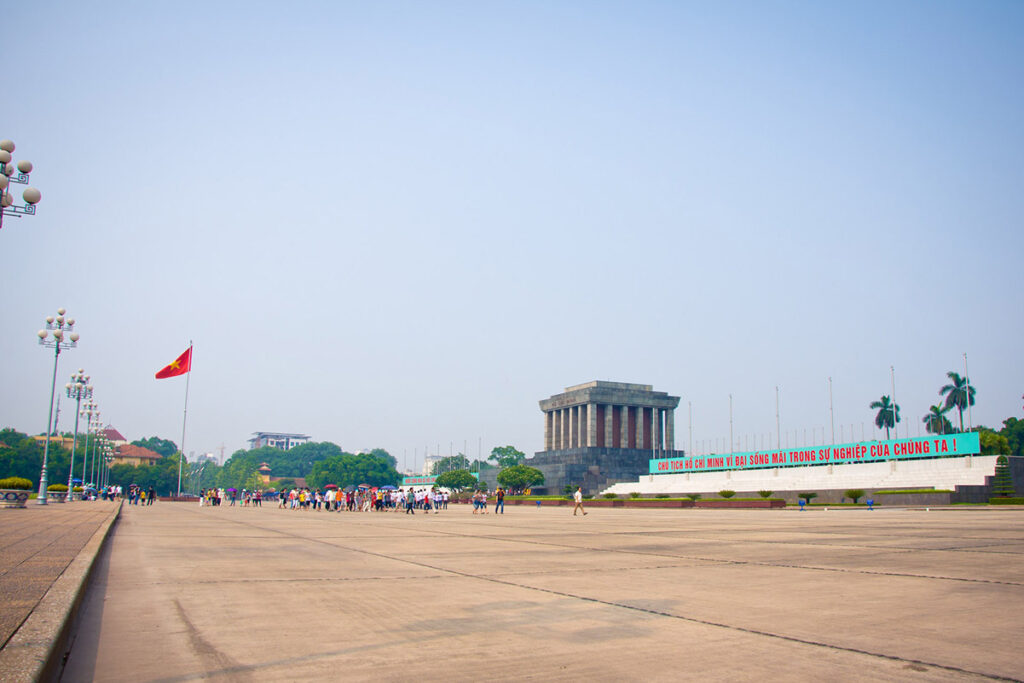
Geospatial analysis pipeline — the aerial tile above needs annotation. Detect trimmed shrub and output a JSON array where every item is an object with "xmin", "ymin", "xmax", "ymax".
[
  {"xmin": 758, "ymin": 490, "xmax": 773, "ymax": 499},
  {"xmin": 844, "ymin": 489, "xmax": 865, "ymax": 504},
  {"xmin": 655, "ymin": 493, "xmax": 670, "ymax": 499},
  {"xmin": 992, "ymin": 455, "xmax": 1016, "ymax": 497},
  {"xmin": 718, "ymin": 490, "xmax": 736, "ymax": 499},
  {"xmin": 0, "ymin": 477, "xmax": 33, "ymax": 490},
  {"xmin": 798, "ymin": 492, "xmax": 818, "ymax": 504},
  {"xmin": 602, "ymin": 493, "xmax": 618, "ymax": 499},
  {"xmin": 47, "ymin": 483, "xmax": 69, "ymax": 492},
  {"xmin": 629, "ymin": 491, "xmax": 641, "ymax": 499},
  {"xmin": 685, "ymin": 493, "xmax": 701, "ymax": 501},
  {"xmin": 989, "ymin": 497, "xmax": 1024, "ymax": 505}
]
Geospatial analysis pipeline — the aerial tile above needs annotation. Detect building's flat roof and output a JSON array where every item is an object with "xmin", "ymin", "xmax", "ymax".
[{"xmin": 250, "ymin": 432, "xmax": 310, "ymax": 438}]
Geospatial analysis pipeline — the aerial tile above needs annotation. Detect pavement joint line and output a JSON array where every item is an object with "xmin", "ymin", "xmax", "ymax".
[
  {"xmin": 0, "ymin": 518, "xmax": 108, "ymax": 582},
  {"xmin": 327, "ymin": 518, "xmax": 1024, "ymax": 588},
  {"xmin": 188, "ymin": 506, "xmax": 1024, "ymax": 588},
  {"xmin": 209, "ymin": 511, "xmax": 1020, "ymax": 682}
]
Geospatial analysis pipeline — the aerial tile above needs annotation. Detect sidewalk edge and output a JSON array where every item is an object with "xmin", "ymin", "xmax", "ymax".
[{"xmin": 0, "ymin": 500, "xmax": 122, "ymax": 683}]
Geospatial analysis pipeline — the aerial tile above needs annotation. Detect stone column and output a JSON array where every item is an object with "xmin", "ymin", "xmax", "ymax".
[
  {"xmin": 666, "ymin": 409, "xmax": 675, "ymax": 451},
  {"xmin": 570, "ymin": 406, "xmax": 578, "ymax": 448},
  {"xmin": 560, "ymin": 408, "xmax": 568, "ymax": 450},
  {"xmin": 655, "ymin": 409, "xmax": 663, "ymax": 451},
  {"xmin": 544, "ymin": 411, "xmax": 552, "ymax": 451},
  {"xmin": 620, "ymin": 405, "xmax": 629, "ymax": 448},
  {"xmin": 587, "ymin": 403, "xmax": 597, "ymax": 447},
  {"xmin": 604, "ymin": 404, "xmax": 614, "ymax": 449}
]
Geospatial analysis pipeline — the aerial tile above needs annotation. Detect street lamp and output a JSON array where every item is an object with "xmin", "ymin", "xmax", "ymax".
[
  {"xmin": 103, "ymin": 454, "xmax": 114, "ymax": 491},
  {"xmin": 36, "ymin": 308, "xmax": 79, "ymax": 504},
  {"xmin": 0, "ymin": 139, "xmax": 42, "ymax": 231},
  {"xmin": 99, "ymin": 444, "xmax": 113, "ymax": 491},
  {"xmin": 90, "ymin": 429, "xmax": 107, "ymax": 489},
  {"xmin": 79, "ymin": 401, "xmax": 97, "ymax": 491},
  {"xmin": 64, "ymin": 369, "xmax": 93, "ymax": 501}
]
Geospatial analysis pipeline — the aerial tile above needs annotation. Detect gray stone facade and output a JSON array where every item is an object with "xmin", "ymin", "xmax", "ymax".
[{"xmin": 528, "ymin": 381, "xmax": 682, "ymax": 495}]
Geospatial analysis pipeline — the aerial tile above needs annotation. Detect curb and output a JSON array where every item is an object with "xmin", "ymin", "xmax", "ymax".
[{"xmin": 0, "ymin": 500, "xmax": 122, "ymax": 683}]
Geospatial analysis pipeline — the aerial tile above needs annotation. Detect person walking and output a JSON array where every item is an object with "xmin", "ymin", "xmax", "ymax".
[
  {"xmin": 573, "ymin": 486, "xmax": 587, "ymax": 516},
  {"xmin": 495, "ymin": 487, "xmax": 505, "ymax": 514}
]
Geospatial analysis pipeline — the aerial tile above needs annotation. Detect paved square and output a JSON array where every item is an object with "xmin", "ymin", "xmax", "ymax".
[{"xmin": 63, "ymin": 503, "xmax": 1024, "ymax": 681}]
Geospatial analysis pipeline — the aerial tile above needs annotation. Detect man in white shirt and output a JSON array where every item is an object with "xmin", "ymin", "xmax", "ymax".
[{"xmin": 573, "ymin": 486, "xmax": 587, "ymax": 516}]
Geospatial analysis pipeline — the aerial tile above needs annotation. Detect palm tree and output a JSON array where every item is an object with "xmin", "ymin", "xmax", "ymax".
[
  {"xmin": 922, "ymin": 404, "xmax": 952, "ymax": 435},
  {"xmin": 870, "ymin": 395, "xmax": 900, "ymax": 439},
  {"xmin": 939, "ymin": 371, "xmax": 976, "ymax": 432}
]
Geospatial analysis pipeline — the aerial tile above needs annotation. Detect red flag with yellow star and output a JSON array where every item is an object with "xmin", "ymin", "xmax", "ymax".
[{"xmin": 155, "ymin": 346, "xmax": 192, "ymax": 379}]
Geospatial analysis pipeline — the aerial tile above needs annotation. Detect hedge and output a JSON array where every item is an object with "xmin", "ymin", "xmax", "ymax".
[{"xmin": 989, "ymin": 497, "xmax": 1024, "ymax": 505}]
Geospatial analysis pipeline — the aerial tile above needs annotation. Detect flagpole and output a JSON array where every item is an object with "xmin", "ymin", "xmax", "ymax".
[{"xmin": 177, "ymin": 342, "xmax": 192, "ymax": 497}]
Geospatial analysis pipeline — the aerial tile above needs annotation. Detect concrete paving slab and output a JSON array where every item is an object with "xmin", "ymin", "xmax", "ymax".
[{"xmin": 61, "ymin": 504, "xmax": 1023, "ymax": 682}]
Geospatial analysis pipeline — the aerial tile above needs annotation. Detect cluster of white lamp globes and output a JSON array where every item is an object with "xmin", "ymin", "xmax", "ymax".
[
  {"xmin": 0, "ymin": 138, "xmax": 42, "ymax": 230},
  {"xmin": 36, "ymin": 308, "xmax": 79, "ymax": 504}
]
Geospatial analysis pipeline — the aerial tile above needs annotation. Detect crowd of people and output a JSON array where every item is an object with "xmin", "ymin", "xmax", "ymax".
[{"xmin": 194, "ymin": 485, "xmax": 517, "ymax": 515}]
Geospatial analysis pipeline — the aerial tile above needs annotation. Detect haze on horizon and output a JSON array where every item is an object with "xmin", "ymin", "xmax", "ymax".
[{"xmin": 2, "ymin": 2, "xmax": 1022, "ymax": 472}]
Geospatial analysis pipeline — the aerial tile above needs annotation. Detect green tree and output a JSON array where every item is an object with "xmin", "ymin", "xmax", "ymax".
[
  {"xmin": 923, "ymin": 405, "xmax": 953, "ymax": 435},
  {"xmin": 367, "ymin": 448, "xmax": 397, "ymax": 470},
  {"xmin": 870, "ymin": 395, "xmax": 900, "ymax": 439},
  {"xmin": 496, "ymin": 464, "xmax": 544, "ymax": 493},
  {"xmin": 131, "ymin": 436, "xmax": 178, "ymax": 457},
  {"xmin": 845, "ymin": 489, "xmax": 865, "ymax": 504},
  {"xmin": 992, "ymin": 455, "xmax": 1016, "ymax": 497},
  {"xmin": 977, "ymin": 427, "xmax": 1010, "ymax": 455},
  {"xmin": 431, "ymin": 454, "xmax": 470, "ymax": 475},
  {"xmin": 307, "ymin": 452, "xmax": 400, "ymax": 490},
  {"xmin": 435, "ymin": 469, "xmax": 478, "ymax": 491},
  {"xmin": 489, "ymin": 445, "xmax": 525, "ymax": 469},
  {"xmin": 1001, "ymin": 418, "xmax": 1024, "ymax": 457},
  {"xmin": 939, "ymin": 371, "xmax": 976, "ymax": 432}
]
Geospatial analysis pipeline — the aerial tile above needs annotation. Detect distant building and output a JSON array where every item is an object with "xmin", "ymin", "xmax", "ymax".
[
  {"xmin": 101, "ymin": 425, "xmax": 128, "ymax": 447},
  {"xmin": 111, "ymin": 444, "xmax": 162, "ymax": 467},
  {"xmin": 423, "ymin": 454, "xmax": 443, "ymax": 476},
  {"xmin": 248, "ymin": 432, "xmax": 311, "ymax": 451}
]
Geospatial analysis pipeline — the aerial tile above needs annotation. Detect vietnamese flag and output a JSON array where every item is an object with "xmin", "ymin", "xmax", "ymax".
[{"xmin": 155, "ymin": 346, "xmax": 192, "ymax": 379}]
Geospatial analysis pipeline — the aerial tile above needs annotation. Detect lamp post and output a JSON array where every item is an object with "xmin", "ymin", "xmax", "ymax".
[
  {"xmin": 91, "ymin": 430, "xmax": 107, "ymax": 489},
  {"xmin": 36, "ymin": 309, "xmax": 79, "ymax": 504},
  {"xmin": 100, "ymin": 445, "xmax": 113, "ymax": 491},
  {"xmin": 79, "ymin": 402, "xmax": 97, "ymax": 491},
  {"xmin": 64, "ymin": 370, "xmax": 93, "ymax": 501},
  {"xmin": 103, "ymin": 454, "xmax": 114, "ymax": 491},
  {"xmin": 0, "ymin": 139, "xmax": 42, "ymax": 231}
]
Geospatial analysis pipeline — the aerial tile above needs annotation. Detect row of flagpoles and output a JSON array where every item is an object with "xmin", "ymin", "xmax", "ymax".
[{"xmin": 155, "ymin": 344, "xmax": 192, "ymax": 496}]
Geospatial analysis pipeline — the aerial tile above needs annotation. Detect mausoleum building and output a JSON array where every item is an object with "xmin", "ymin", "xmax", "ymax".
[{"xmin": 526, "ymin": 381, "xmax": 684, "ymax": 495}]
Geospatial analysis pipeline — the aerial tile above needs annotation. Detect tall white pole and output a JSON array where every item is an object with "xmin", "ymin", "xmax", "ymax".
[
  {"xmin": 828, "ymin": 377, "xmax": 835, "ymax": 444},
  {"xmin": 775, "ymin": 386, "xmax": 781, "ymax": 449},
  {"xmin": 688, "ymin": 401, "xmax": 692, "ymax": 456},
  {"xmin": 729, "ymin": 394, "xmax": 733, "ymax": 455},
  {"xmin": 177, "ymin": 342, "xmax": 193, "ymax": 497},
  {"xmin": 963, "ymin": 352, "xmax": 972, "ymax": 431},
  {"xmin": 890, "ymin": 365, "xmax": 897, "ymax": 439}
]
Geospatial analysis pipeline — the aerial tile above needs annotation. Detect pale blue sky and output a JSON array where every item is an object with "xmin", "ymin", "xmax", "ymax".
[{"xmin": 3, "ymin": 1, "xmax": 1022, "ymax": 469}]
